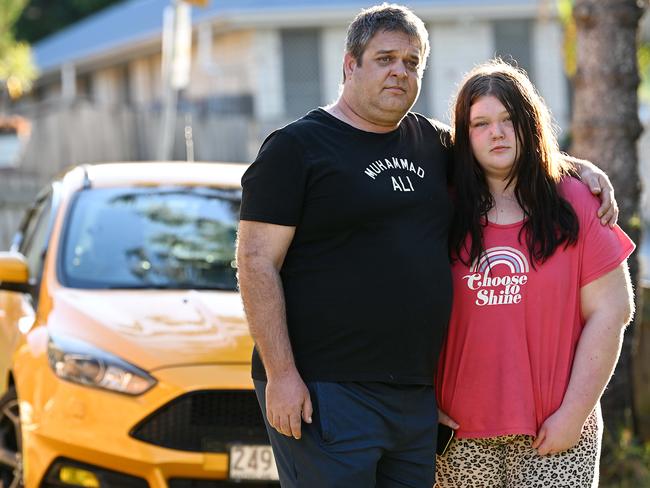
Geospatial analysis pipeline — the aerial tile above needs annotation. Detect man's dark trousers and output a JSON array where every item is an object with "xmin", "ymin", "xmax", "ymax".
[{"xmin": 254, "ymin": 380, "xmax": 438, "ymax": 487}]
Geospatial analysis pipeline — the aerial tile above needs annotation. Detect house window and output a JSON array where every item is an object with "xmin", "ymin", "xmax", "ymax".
[
  {"xmin": 281, "ymin": 29, "xmax": 322, "ymax": 117},
  {"xmin": 493, "ymin": 19, "xmax": 534, "ymax": 80}
]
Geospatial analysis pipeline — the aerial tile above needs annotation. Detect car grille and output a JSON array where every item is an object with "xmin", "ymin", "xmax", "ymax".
[
  {"xmin": 168, "ymin": 480, "xmax": 279, "ymax": 488},
  {"xmin": 41, "ymin": 458, "xmax": 149, "ymax": 488},
  {"xmin": 130, "ymin": 390, "xmax": 269, "ymax": 452}
]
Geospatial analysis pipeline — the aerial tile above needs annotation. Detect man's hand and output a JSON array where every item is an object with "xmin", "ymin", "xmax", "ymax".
[
  {"xmin": 266, "ymin": 370, "xmax": 313, "ymax": 440},
  {"xmin": 531, "ymin": 409, "xmax": 584, "ymax": 456},
  {"xmin": 569, "ymin": 156, "xmax": 619, "ymax": 227},
  {"xmin": 582, "ymin": 169, "xmax": 618, "ymax": 227},
  {"xmin": 237, "ymin": 220, "xmax": 310, "ymax": 438}
]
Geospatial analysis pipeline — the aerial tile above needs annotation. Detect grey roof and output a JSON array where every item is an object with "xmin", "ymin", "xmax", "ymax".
[{"xmin": 33, "ymin": 0, "xmax": 539, "ymax": 74}]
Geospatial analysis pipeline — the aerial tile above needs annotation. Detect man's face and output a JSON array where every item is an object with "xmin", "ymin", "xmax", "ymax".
[{"xmin": 343, "ymin": 30, "xmax": 423, "ymax": 127}]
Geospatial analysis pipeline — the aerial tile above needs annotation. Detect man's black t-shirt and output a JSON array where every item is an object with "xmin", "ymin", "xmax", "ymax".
[{"xmin": 240, "ymin": 108, "xmax": 453, "ymax": 385}]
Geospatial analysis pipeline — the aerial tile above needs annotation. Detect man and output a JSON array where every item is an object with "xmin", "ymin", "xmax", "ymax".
[{"xmin": 236, "ymin": 4, "xmax": 615, "ymax": 487}]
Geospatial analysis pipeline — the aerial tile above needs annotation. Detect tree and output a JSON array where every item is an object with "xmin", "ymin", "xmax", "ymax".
[
  {"xmin": 570, "ymin": 0, "xmax": 647, "ymax": 436},
  {"xmin": 14, "ymin": 0, "xmax": 124, "ymax": 44},
  {"xmin": 0, "ymin": 0, "xmax": 36, "ymax": 102}
]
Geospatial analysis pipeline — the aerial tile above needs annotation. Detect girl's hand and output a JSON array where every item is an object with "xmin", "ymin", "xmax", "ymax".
[{"xmin": 532, "ymin": 409, "xmax": 584, "ymax": 456}]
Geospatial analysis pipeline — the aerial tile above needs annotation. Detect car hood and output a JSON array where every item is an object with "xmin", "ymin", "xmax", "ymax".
[{"xmin": 48, "ymin": 288, "xmax": 254, "ymax": 371}]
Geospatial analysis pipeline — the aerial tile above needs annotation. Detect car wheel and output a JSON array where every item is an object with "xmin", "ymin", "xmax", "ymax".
[{"xmin": 0, "ymin": 386, "xmax": 23, "ymax": 488}]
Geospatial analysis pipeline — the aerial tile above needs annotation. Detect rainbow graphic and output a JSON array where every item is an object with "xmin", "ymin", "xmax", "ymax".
[{"xmin": 470, "ymin": 246, "xmax": 530, "ymax": 274}]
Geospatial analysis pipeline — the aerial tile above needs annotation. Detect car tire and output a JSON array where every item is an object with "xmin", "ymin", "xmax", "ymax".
[{"xmin": 0, "ymin": 386, "xmax": 23, "ymax": 488}]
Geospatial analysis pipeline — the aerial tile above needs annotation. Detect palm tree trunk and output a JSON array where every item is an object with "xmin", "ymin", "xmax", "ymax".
[{"xmin": 571, "ymin": 0, "xmax": 645, "ymax": 436}]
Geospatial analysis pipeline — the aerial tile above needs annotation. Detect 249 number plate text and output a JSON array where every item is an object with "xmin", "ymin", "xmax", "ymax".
[{"xmin": 229, "ymin": 445, "xmax": 279, "ymax": 481}]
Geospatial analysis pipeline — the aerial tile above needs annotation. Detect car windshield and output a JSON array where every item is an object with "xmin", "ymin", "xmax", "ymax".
[{"xmin": 60, "ymin": 186, "xmax": 240, "ymax": 290}]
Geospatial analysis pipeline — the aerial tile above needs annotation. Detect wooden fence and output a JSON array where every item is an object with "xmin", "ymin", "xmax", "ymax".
[{"xmin": 0, "ymin": 100, "xmax": 280, "ymax": 248}]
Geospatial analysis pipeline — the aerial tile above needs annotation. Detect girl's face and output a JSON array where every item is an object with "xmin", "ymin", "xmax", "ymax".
[{"xmin": 468, "ymin": 95, "xmax": 518, "ymax": 181}]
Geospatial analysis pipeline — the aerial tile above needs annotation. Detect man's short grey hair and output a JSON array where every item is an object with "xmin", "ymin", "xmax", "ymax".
[{"xmin": 345, "ymin": 3, "xmax": 430, "ymax": 73}]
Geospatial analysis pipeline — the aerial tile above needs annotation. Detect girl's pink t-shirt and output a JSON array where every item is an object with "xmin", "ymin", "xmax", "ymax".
[{"xmin": 436, "ymin": 178, "xmax": 634, "ymax": 439}]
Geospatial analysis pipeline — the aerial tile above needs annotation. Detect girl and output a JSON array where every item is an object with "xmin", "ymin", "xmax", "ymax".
[{"xmin": 435, "ymin": 60, "xmax": 635, "ymax": 488}]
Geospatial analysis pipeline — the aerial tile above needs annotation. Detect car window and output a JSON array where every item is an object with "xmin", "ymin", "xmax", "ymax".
[
  {"xmin": 59, "ymin": 186, "xmax": 241, "ymax": 290},
  {"xmin": 19, "ymin": 194, "xmax": 53, "ymax": 285}
]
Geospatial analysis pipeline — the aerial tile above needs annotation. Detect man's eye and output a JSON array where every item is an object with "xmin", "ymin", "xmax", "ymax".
[
  {"xmin": 378, "ymin": 57, "xmax": 392, "ymax": 63},
  {"xmin": 406, "ymin": 61, "xmax": 419, "ymax": 71}
]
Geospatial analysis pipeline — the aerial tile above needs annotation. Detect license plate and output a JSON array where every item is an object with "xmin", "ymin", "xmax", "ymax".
[{"xmin": 229, "ymin": 444, "xmax": 279, "ymax": 481}]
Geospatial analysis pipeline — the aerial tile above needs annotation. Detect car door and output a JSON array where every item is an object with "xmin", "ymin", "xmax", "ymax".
[{"xmin": 0, "ymin": 186, "xmax": 57, "ymax": 395}]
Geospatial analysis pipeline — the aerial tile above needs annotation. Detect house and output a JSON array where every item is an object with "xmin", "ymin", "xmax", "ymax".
[{"xmin": 23, "ymin": 0, "xmax": 568, "ymax": 153}]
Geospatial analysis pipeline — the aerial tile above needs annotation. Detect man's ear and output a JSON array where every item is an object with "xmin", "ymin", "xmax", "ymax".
[{"xmin": 343, "ymin": 52, "xmax": 357, "ymax": 81}]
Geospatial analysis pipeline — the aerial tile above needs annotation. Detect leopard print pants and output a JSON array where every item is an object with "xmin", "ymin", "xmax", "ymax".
[{"xmin": 435, "ymin": 408, "xmax": 601, "ymax": 488}]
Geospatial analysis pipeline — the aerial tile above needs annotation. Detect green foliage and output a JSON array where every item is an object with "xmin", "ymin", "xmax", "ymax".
[
  {"xmin": 14, "ymin": 0, "xmax": 124, "ymax": 44},
  {"xmin": 557, "ymin": 0, "xmax": 577, "ymax": 77},
  {"xmin": 5, "ymin": 0, "xmax": 121, "ymax": 96},
  {"xmin": 0, "ymin": 42, "xmax": 33, "ymax": 80},
  {"xmin": 0, "ymin": 42, "xmax": 36, "ymax": 96},
  {"xmin": 600, "ymin": 427, "xmax": 650, "ymax": 487},
  {"xmin": 0, "ymin": 0, "xmax": 35, "ymax": 98},
  {"xmin": 0, "ymin": 0, "xmax": 28, "ymax": 32},
  {"xmin": 639, "ymin": 42, "xmax": 650, "ymax": 103}
]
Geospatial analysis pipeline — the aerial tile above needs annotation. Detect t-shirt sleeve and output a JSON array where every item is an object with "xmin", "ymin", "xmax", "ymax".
[
  {"xmin": 573, "ymin": 182, "xmax": 636, "ymax": 287},
  {"xmin": 240, "ymin": 130, "xmax": 307, "ymax": 226}
]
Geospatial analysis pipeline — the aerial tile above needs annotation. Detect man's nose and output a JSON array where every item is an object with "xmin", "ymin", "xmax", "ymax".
[{"xmin": 391, "ymin": 61, "xmax": 409, "ymax": 78}]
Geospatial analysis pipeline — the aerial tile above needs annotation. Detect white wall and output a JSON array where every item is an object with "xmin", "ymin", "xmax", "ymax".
[
  {"xmin": 429, "ymin": 20, "xmax": 494, "ymax": 123},
  {"xmin": 320, "ymin": 26, "xmax": 347, "ymax": 106},
  {"xmin": 533, "ymin": 19, "xmax": 569, "ymax": 132},
  {"xmin": 93, "ymin": 67, "xmax": 122, "ymax": 105},
  {"xmin": 251, "ymin": 29, "xmax": 284, "ymax": 120},
  {"xmin": 188, "ymin": 29, "xmax": 254, "ymax": 99},
  {"xmin": 129, "ymin": 57, "xmax": 153, "ymax": 106}
]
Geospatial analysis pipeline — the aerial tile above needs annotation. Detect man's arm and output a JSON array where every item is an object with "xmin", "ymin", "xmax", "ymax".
[
  {"xmin": 563, "ymin": 154, "xmax": 619, "ymax": 227},
  {"xmin": 236, "ymin": 220, "xmax": 312, "ymax": 439},
  {"xmin": 532, "ymin": 262, "xmax": 633, "ymax": 455}
]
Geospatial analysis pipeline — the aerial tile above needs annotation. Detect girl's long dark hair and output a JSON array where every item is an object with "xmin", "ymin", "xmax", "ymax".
[{"xmin": 450, "ymin": 60, "xmax": 579, "ymax": 266}]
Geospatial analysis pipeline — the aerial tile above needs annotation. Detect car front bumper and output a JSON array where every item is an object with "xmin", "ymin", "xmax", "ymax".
[{"xmin": 19, "ymin": 363, "xmax": 276, "ymax": 488}]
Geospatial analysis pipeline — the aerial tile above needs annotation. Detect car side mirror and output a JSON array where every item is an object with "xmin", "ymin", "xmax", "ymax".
[{"xmin": 0, "ymin": 252, "xmax": 32, "ymax": 293}]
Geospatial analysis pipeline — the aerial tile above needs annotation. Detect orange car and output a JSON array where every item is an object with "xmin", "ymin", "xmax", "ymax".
[{"xmin": 0, "ymin": 162, "xmax": 279, "ymax": 488}]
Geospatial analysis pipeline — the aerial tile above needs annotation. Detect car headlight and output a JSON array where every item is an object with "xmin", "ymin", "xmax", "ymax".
[{"xmin": 47, "ymin": 334, "xmax": 157, "ymax": 396}]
